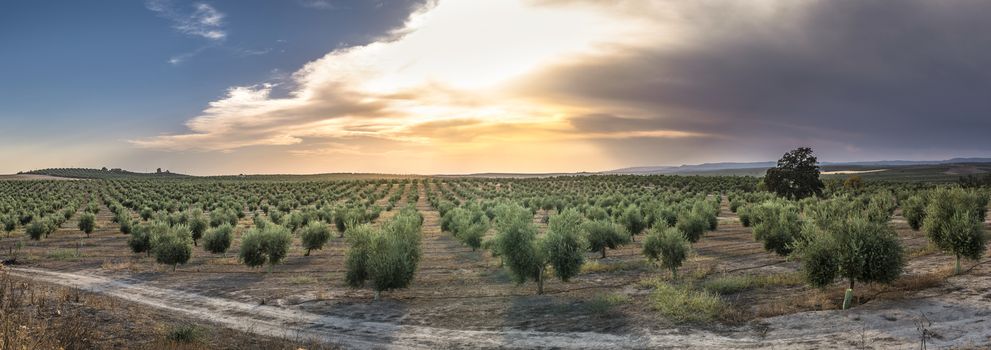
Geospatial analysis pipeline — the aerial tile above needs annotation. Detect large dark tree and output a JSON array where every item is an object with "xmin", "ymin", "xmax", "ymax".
[{"xmin": 764, "ymin": 147, "xmax": 824, "ymax": 199}]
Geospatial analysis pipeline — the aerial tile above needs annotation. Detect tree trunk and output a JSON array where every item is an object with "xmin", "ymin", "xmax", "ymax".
[
  {"xmin": 955, "ymin": 254, "xmax": 962, "ymax": 275},
  {"xmin": 671, "ymin": 267, "xmax": 677, "ymax": 280},
  {"xmin": 601, "ymin": 248, "xmax": 607, "ymax": 259},
  {"xmin": 536, "ymin": 267, "xmax": 545, "ymax": 295},
  {"xmin": 374, "ymin": 290, "xmax": 381, "ymax": 301},
  {"xmin": 305, "ymin": 249, "xmax": 311, "ymax": 257}
]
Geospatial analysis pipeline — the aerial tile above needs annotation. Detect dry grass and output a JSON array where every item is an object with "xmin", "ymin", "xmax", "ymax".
[
  {"xmin": 641, "ymin": 277, "xmax": 728, "ymax": 323},
  {"xmin": 701, "ymin": 272, "xmax": 804, "ymax": 295},
  {"xmin": 580, "ymin": 260, "xmax": 645, "ymax": 273}
]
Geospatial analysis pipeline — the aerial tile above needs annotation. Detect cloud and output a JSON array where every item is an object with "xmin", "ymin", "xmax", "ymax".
[
  {"xmin": 298, "ymin": 0, "xmax": 338, "ymax": 10},
  {"xmin": 136, "ymin": 0, "xmax": 991, "ymax": 172},
  {"xmin": 147, "ymin": 1, "xmax": 227, "ymax": 41}
]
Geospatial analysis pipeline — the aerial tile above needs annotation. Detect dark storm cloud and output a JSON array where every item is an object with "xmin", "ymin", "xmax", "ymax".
[{"xmin": 530, "ymin": 0, "xmax": 991, "ymax": 159}]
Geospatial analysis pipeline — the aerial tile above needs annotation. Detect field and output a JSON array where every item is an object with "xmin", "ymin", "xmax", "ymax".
[{"xmin": 1, "ymin": 173, "xmax": 990, "ymax": 349}]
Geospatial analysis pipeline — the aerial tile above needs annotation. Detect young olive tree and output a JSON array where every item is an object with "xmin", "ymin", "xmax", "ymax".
[
  {"xmin": 901, "ymin": 195, "xmax": 927, "ymax": 231},
  {"xmin": 300, "ymin": 221, "xmax": 331, "ymax": 256},
  {"xmin": 618, "ymin": 204, "xmax": 646, "ymax": 238},
  {"xmin": 202, "ymin": 223, "xmax": 234, "ymax": 256},
  {"xmin": 345, "ymin": 208, "xmax": 423, "ymax": 299},
  {"xmin": 750, "ymin": 201, "xmax": 802, "ymax": 256},
  {"xmin": 153, "ymin": 224, "xmax": 194, "ymax": 271},
  {"xmin": 922, "ymin": 188, "xmax": 988, "ymax": 274},
  {"xmin": 187, "ymin": 210, "xmax": 208, "ymax": 246},
  {"xmin": 797, "ymin": 217, "xmax": 904, "ymax": 309},
  {"xmin": 78, "ymin": 212, "xmax": 96, "ymax": 237},
  {"xmin": 491, "ymin": 203, "xmax": 585, "ymax": 295},
  {"xmin": 675, "ymin": 211, "xmax": 708, "ymax": 244},
  {"xmin": 642, "ymin": 226, "xmax": 689, "ymax": 278},
  {"xmin": 583, "ymin": 219, "xmax": 630, "ymax": 258},
  {"xmin": 239, "ymin": 224, "xmax": 293, "ymax": 272}
]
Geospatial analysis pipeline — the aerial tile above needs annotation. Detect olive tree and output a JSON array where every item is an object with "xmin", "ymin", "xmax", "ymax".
[
  {"xmin": 239, "ymin": 224, "xmax": 293, "ymax": 272},
  {"xmin": 491, "ymin": 204, "xmax": 588, "ymax": 295},
  {"xmin": 750, "ymin": 201, "xmax": 802, "ymax": 256},
  {"xmin": 583, "ymin": 219, "xmax": 630, "ymax": 258},
  {"xmin": 345, "ymin": 208, "xmax": 423, "ymax": 299},
  {"xmin": 922, "ymin": 188, "xmax": 988, "ymax": 274},
  {"xmin": 77, "ymin": 212, "xmax": 96, "ymax": 237},
  {"xmin": 642, "ymin": 226, "xmax": 689, "ymax": 278},
  {"xmin": 153, "ymin": 224, "xmax": 194, "ymax": 271},
  {"xmin": 618, "ymin": 204, "xmax": 646, "ymax": 238},
  {"xmin": 901, "ymin": 195, "xmax": 926, "ymax": 231},
  {"xmin": 797, "ymin": 217, "xmax": 904, "ymax": 309},
  {"xmin": 675, "ymin": 211, "xmax": 708, "ymax": 243},
  {"xmin": 187, "ymin": 210, "xmax": 208, "ymax": 246},
  {"xmin": 300, "ymin": 221, "xmax": 331, "ymax": 256},
  {"xmin": 202, "ymin": 223, "xmax": 233, "ymax": 255}
]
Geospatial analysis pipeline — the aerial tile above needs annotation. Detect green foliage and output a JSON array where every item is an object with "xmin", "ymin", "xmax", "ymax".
[
  {"xmin": 797, "ymin": 217, "xmax": 904, "ymax": 294},
  {"xmin": 583, "ymin": 219, "xmax": 630, "ymax": 258},
  {"xmin": 675, "ymin": 211, "xmax": 707, "ymax": 243},
  {"xmin": 922, "ymin": 188, "xmax": 988, "ymax": 272},
  {"xmin": 647, "ymin": 280, "xmax": 725, "ymax": 323},
  {"xmin": 642, "ymin": 226, "xmax": 689, "ymax": 278},
  {"xmin": 300, "ymin": 221, "xmax": 331, "ymax": 256},
  {"xmin": 750, "ymin": 201, "xmax": 802, "ymax": 256},
  {"xmin": 344, "ymin": 207, "xmax": 423, "ymax": 298},
  {"xmin": 153, "ymin": 224, "xmax": 194, "ymax": 270},
  {"xmin": 187, "ymin": 210, "xmax": 208, "ymax": 246},
  {"xmin": 202, "ymin": 223, "xmax": 233, "ymax": 255},
  {"xmin": 491, "ymin": 203, "xmax": 544, "ymax": 292},
  {"xmin": 446, "ymin": 206, "xmax": 490, "ymax": 251},
  {"xmin": 764, "ymin": 147, "xmax": 824, "ymax": 199},
  {"xmin": 77, "ymin": 212, "xmax": 96, "ymax": 236},
  {"xmin": 239, "ymin": 224, "xmax": 293, "ymax": 270},
  {"xmin": 901, "ymin": 195, "xmax": 927, "ymax": 230},
  {"xmin": 618, "ymin": 204, "xmax": 646, "ymax": 236},
  {"xmin": 541, "ymin": 209, "xmax": 588, "ymax": 282},
  {"xmin": 26, "ymin": 220, "xmax": 47, "ymax": 240}
]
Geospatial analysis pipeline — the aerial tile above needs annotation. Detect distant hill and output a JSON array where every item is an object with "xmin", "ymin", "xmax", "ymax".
[
  {"xmin": 606, "ymin": 158, "xmax": 991, "ymax": 175},
  {"xmin": 23, "ymin": 168, "xmax": 191, "ymax": 180}
]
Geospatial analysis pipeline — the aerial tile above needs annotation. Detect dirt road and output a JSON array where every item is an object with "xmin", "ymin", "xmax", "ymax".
[{"xmin": 9, "ymin": 265, "xmax": 991, "ymax": 349}]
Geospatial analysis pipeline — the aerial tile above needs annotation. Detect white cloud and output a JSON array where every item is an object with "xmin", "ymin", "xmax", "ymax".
[{"xmin": 147, "ymin": 0, "xmax": 227, "ymax": 41}]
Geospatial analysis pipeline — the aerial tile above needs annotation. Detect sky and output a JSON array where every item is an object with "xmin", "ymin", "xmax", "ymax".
[{"xmin": 1, "ymin": 0, "xmax": 990, "ymax": 175}]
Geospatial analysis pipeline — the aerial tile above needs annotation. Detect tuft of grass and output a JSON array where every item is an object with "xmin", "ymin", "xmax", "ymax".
[
  {"xmin": 46, "ymin": 248, "xmax": 81, "ymax": 261},
  {"xmin": 701, "ymin": 272, "xmax": 804, "ymax": 295},
  {"xmin": 287, "ymin": 275, "xmax": 317, "ymax": 285},
  {"xmin": 165, "ymin": 323, "xmax": 204, "ymax": 343},
  {"xmin": 585, "ymin": 293, "xmax": 630, "ymax": 314},
  {"xmin": 581, "ymin": 260, "xmax": 645, "ymax": 273},
  {"xmin": 647, "ymin": 280, "xmax": 726, "ymax": 323}
]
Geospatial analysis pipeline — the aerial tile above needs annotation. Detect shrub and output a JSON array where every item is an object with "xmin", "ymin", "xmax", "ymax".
[
  {"xmin": 26, "ymin": 220, "xmax": 47, "ymax": 240},
  {"xmin": 202, "ymin": 223, "xmax": 233, "ymax": 255},
  {"xmin": 128, "ymin": 221, "xmax": 165, "ymax": 256},
  {"xmin": 618, "ymin": 205, "xmax": 646, "ymax": 236},
  {"xmin": 118, "ymin": 217, "xmax": 133, "ymax": 235},
  {"xmin": 750, "ymin": 201, "xmax": 802, "ymax": 256},
  {"xmin": 187, "ymin": 211, "xmax": 208, "ymax": 246},
  {"xmin": 642, "ymin": 226, "xmax": 689, "ymax": 278},
  {"xmin": 675, "ymin": 211, "xmax": 707, "ymax": 243},
  {"xmin": 540, "ymin": 209, "xmax": 588, "ymax": 282},
  {"xmin": 1, "ymin": 215, "xmax": 15, "ymax": 237},
  {"xmin": 901, "ymin": 195, "xmax": 927, "ymax": 230},
  {"xmin": 345, "ymin": 208, "xmax": 423, "ymax": 299},
  {"xmin": 922, "ymin": 188, "xmax": 988, "ymax": 274},
  {"xmin": 300, "ymin": 221, "xmax": 331, "ymax": 256},
  {"xmin": 239, "ymin": 224, "xmax": 293, "ymax": 271},
  {"xmin": 583, "ymin": 219, "xmax": 630, "ymax": 258},
  {"xmin": 77, "ymin": 212, "xmax": 96, "ymax": 237},
  {"xmin": 491, "ymin": 204, "xmax": 544, "ymax": 293},
  {"xmin": 796, "ymin": 217, "xmax": 904, "ymax": 306},
  {"xmin": 153, "ymin": 224, "xmax": 194, "ymax": 271}
]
